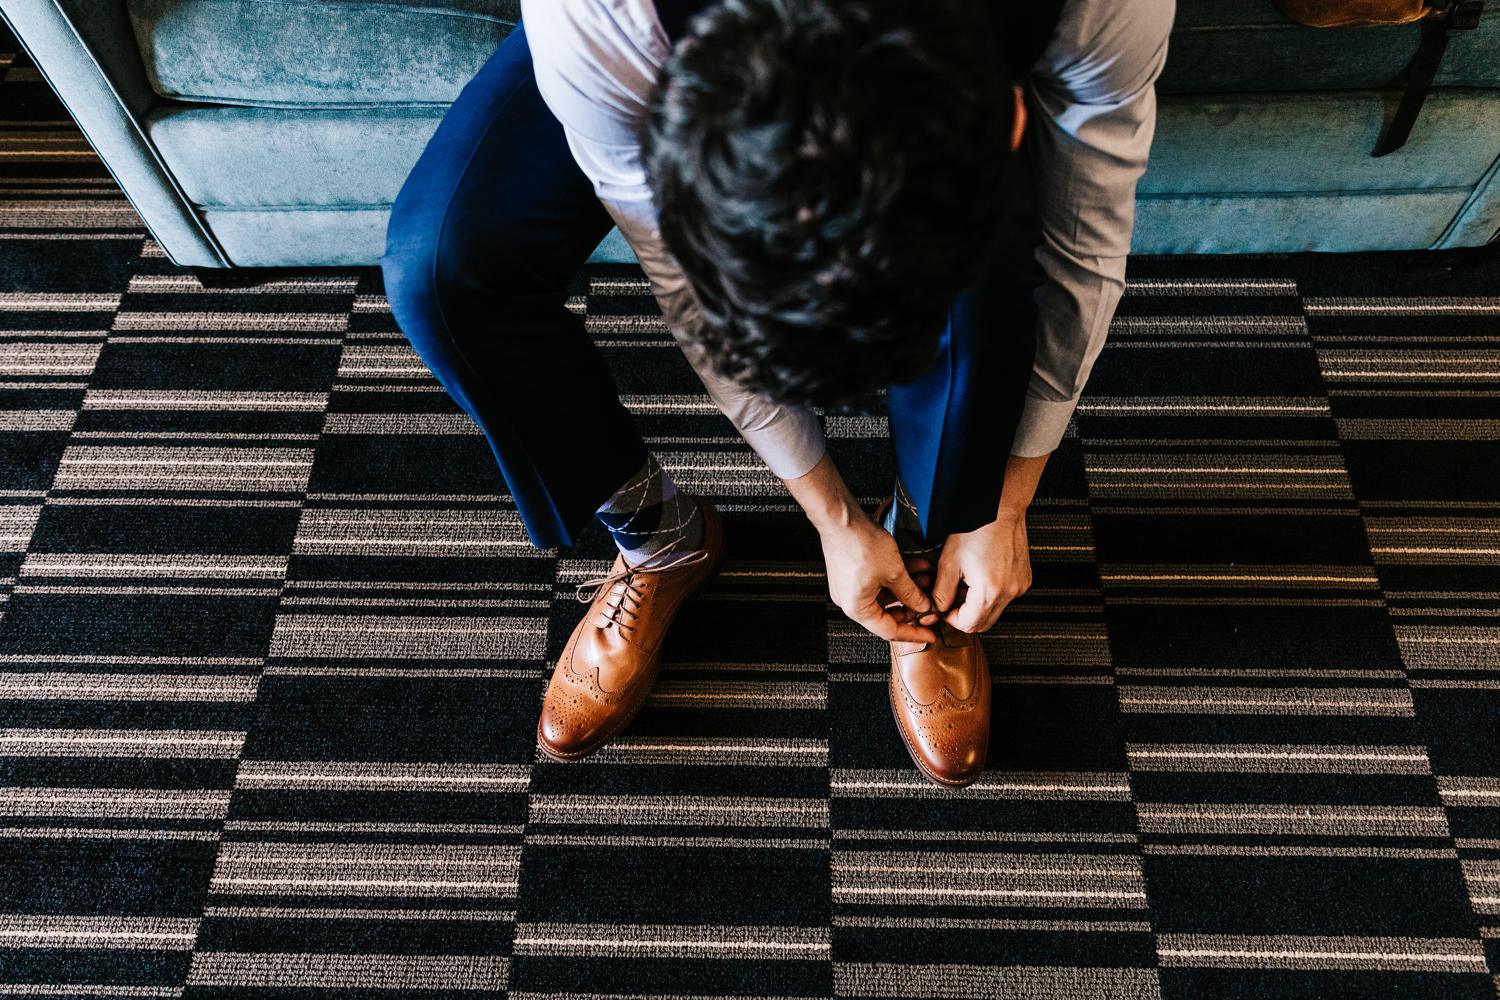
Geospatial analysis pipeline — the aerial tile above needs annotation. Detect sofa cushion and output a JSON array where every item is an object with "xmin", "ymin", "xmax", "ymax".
[
  {"xmin": 1162, "ymin": 0, "xmax": 1500, "ymax": 93},
  {"xmin": 146, "ymin": 103, "xmax": 444, "ymax": 205},
  {"xmin": 1136, "ymin": 88, "xmax": 1500, "ymax": 250},
  {"xmin": 125, "ymin": 0, "xmax": 518, "ymax": 108},
  {"xmin": 1142, "ymin": 90, "xmax": 1500, "ymax": 195},
  {"xmin": 1133, "ymin": 190, "xmax": 1472, "ymax": 253}
]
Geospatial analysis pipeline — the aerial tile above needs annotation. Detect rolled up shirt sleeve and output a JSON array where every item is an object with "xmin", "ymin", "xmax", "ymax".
[
  {"xmin": 1010, "ymin": 0, "xmax": 1175, "ymax": 457},
  {"xmin": 523, "ymin": 0, "xmax": 829, "ymax": 481}
]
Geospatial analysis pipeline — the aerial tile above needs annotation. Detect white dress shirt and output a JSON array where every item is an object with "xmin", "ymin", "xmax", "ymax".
[{"xmin": 520, "ymin": 0, "xmax": 1175, "ymax": 480}]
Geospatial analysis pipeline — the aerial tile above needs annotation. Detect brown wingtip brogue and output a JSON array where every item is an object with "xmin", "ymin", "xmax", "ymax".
[
  {"xmin": 889, "ymin": 622, "xmax": 991, "ymax": 787},
  {"xmin": 870, "ymin": 496, "xmax": 991, "ymax": 787},
  {"xmin": 536, "ymin": 495, "xmax": 725, "ymax": 761}
]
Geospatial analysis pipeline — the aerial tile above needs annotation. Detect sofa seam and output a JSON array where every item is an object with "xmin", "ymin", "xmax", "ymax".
[
  {"xmin": 161, "ymin": 0, "xmax": 517, "ymax": 25},
  {"xmin": 153, "ymin": 95, "xmax": 457, "ymax": 111},
  {"xmin": 200, "ymin": 204, "xmax": 397, "ymax": 212}
]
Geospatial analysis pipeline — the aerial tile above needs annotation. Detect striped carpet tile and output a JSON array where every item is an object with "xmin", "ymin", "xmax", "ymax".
[{"xmin": 2, "ymin": 22, "xmax": 1499, "ymax": 1000}]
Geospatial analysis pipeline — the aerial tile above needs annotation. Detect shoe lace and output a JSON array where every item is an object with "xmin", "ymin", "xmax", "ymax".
[{"xmin": 574, "ymin": 537, "xmax": 710, "ymax": 633}]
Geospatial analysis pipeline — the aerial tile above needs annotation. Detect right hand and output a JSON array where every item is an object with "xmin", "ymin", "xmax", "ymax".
[{"xmin": 818, "ymin": 514, "xmax": 940, "ymax": 644}]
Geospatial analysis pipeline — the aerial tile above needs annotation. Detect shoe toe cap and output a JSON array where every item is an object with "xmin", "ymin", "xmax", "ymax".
[
  {"xmin": 537, "ymin": 689, "xmax": 608, "ymax": 758},
  {"xmin": 913, "ymin": 731, "xmax": 987, "ymax": 786}
]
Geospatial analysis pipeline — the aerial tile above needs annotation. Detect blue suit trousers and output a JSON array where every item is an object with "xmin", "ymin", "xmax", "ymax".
[{"xmin": 381, "ymin": 22, "xmax": 1041, "ymax": 549}]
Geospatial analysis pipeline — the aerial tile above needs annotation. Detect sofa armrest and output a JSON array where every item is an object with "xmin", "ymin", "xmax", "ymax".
[{"xmin": 0, "ymin": 0, "xmax": 229, "ymax": 266}]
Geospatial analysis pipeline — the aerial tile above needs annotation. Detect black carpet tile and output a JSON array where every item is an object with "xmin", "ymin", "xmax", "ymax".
[{"xmin": 1, "ymin": 21, "xmax": 1498, "ymax": 1000}]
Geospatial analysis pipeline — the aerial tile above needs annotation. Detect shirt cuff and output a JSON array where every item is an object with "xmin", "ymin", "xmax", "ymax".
[
  {"xmin": 1010, "ymin": 394, "xmax": 1079, "ymax": 457},
  {"xmin": 737, "ymin": 405, "xmax": 828, "ymax": 481}
]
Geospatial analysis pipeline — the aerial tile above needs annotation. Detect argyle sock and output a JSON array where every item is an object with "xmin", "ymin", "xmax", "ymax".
[
  {"xmin": 595, "ymin": 454, "xmax": 704, "ymax": 563},
  {"xmin": 883, "ymin": 475, "xmax": 942, "ymax": 560}
]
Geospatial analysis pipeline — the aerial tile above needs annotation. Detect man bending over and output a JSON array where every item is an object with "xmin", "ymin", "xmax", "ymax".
[{"xmin": 381, "ymin": 0, "xmax": 1174, "ymax": 786}]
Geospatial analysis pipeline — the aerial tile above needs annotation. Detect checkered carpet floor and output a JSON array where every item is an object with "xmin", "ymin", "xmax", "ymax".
[{"xmin": 2, "ymin": 23, "xmax": 1498, "ymax": 1000}]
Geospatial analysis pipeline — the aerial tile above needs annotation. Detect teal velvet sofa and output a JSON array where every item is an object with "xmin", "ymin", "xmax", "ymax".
[{"xmin": 2, "ymin": 0, "xmax": 1497, "ymax": 268}]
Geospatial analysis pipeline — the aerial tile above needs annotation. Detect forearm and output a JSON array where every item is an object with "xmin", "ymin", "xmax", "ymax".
[
  {"xmin": 782, "ymin": 449, "xmax": 866, "ymax": 532},
  {"xmin": 786, "ymin": 446, "xmax": 1046, "ymax": 536},
  {"xmin": 998, "ymin": 452, "xmax": 1049, "ymax": 521}
]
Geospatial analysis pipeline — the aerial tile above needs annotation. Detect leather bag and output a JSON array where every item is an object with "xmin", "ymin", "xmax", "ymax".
[
  {"xmin": 1274, "ymin": 0, "xmax": 1485, "ymax": 154},
  {"xmin": 1275, "ymin": 0, "xmax": 1434, "ymax": 27}
]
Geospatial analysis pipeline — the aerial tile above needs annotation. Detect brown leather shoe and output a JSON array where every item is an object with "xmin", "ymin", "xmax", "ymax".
[
  {"xmin": 889, "ymin": 622, "xmax": 991, "ymax": 787},
  {"xmin": 871, "ymin": 497, "xmax": 991, "ymax": 787},
  {"xmin": 536, "ymin": 495, "xmax": 725, "ymax": 761}
]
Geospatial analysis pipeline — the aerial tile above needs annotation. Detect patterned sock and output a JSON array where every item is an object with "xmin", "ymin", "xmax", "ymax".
[
  {"xmin": 595, "ymin": 454, "xmax": 704, "ymax": 563},
  {"xmin": 883, "ymin": 475, "xmax": 942, "ymax": 559}
]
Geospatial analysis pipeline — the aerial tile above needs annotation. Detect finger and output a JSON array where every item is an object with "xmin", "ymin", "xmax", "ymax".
[
  {"xmin": 932, "ymin": 551, "xmax": 963, "ymax": 613},
  {"xmin": 887, "ymin": 605, "xmax": 919, "ymax": 625},
  {"xmin": 888, "ymin": 600, "xmax": 939, "ymax": 627},
  {"xmin": 908, "ymin": 571, "xmax": 940, "ymax": 623},
  {"xmin": 852, "ymin": 602, "xmax": 898, "ymax": 640},
  {"xmin": 886, "ymin": 570, "xmax": 932, "ymax": 615},
  {"xmin": 914, "ymin": 608, "xmax": 941, "ymax": 628},
  {"xmin": 887, "ymin": 603, "xmax": 939, "ymax": 627},
  {"xmin": 891, "ymin": 621, "xmax": 940, "ymax": 644},
  {"xmin": 944, "ymin": 587, "xmax": 991, "ymax": 633},
  {"xmin": 855, "ymin": 602, "xmax": 937, "ymax": 644}
]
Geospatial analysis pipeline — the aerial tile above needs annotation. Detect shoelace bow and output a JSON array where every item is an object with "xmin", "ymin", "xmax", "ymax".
[{"xmin": 574, "ymin": 543, "xmax": 710, "ymax": 633}]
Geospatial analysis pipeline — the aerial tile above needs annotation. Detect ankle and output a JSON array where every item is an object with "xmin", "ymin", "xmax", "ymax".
[
  {"xmin": 886, "ymin": 477, "xmax": 940, "ymax": 560},
  {"xmin": 596, "ymin": 457, "xmax": 704, "ymax": 563}
]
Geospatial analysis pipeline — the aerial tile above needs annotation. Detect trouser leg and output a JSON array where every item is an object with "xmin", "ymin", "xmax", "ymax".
[
  {"xmin": 380, "ymin": 22, "xmax": 648, "ymax": 549},
  {"xmin": 885, "ymin": 135, "xmax": 1044, "ymax": 542}
]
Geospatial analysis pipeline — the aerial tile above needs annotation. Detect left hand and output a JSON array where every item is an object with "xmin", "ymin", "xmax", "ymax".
[{"xmin": 928, "ymin": 509, "xmax": 1033, "ymax": 634}]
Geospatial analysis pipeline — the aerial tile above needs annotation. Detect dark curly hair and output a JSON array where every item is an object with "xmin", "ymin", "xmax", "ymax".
[{"xmin": 642, "ymin": 0, "xmax": 1017, "ymax": 411}]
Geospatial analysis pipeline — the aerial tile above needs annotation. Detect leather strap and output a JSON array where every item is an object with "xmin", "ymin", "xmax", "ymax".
[{"xmin": 1373, "ymin": 0, "xmax": 1485, "ymax": 156}]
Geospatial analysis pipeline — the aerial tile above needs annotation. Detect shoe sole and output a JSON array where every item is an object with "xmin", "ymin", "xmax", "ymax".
[{"xmin": 535, "ymin": 500, "xmax": 727, "ymax": 762}]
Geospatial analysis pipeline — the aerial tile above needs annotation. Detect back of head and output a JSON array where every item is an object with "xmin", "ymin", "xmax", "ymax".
[{"xmin": 643, "ymin": 0, "xmax": 1017, "ymax": 411}]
